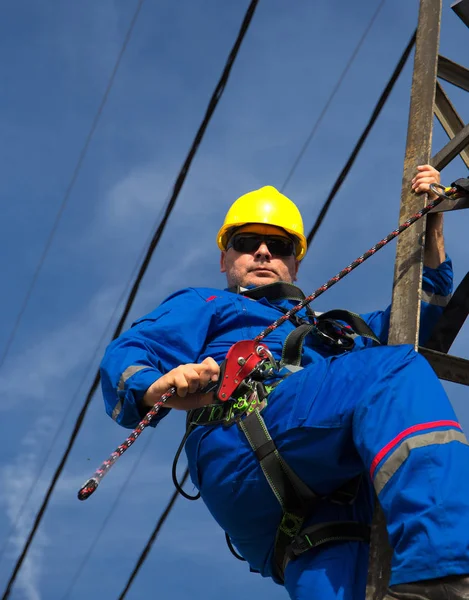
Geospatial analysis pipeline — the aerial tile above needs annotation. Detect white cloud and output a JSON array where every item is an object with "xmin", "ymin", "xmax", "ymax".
[
  {"xmin": 0, "ymin": 285, "xmax": 123, "ymax": 406},
  {"xmin": 0, "ymin": 416, "xmax": 57, "ymax": 600},
  {"xmin": 99, "ymin": 164, "xmax": 172, "ymax": 229},
  {"xmin": 0, "ymin": 283, "xmax": 132, "ymax": 599}
]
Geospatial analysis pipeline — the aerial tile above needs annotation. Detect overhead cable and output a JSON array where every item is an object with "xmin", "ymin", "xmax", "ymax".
[
  {"xmin": 281, "ymin": 0, "xmax": 387, "ymax": 192},
  {"xmin": 0, "ymin": 0, "xmax": 147, "ymax": 373},
  {"xmin": 0, "ymin": 2, "xmax": 259, "ymax": 598},
  {"xmin": 118, "ymin": 468, "xmax": 190, "ymax": 600},
  {"xmin": 305, "ymin": 30, "xmax": 417, "ymax": 249}
]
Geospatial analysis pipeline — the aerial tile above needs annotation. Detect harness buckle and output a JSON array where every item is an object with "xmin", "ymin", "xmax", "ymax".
[
  {"xmin": 289, "ymin": 533, "xmax": 314, "ymax": 556},
  {"xmin": 315, "ymin": 321, "xmax": 355, "ymax": 351}
]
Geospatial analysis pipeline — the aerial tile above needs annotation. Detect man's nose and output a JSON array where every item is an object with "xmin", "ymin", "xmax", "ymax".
[{"xmin": 255, "ymin": 241, "xmax": 272, "ymax": 258}]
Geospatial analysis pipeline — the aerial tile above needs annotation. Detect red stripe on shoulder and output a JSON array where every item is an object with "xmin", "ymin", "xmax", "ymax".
[{"xmin": 206, "ymin": 295, "xmax": 218, "ymax": 302}]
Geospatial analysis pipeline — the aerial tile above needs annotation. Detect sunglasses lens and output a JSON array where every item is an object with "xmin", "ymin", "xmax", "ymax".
[
  {"xmin": 268, "ymin": 238, "xmax": 294, "ymax": 256},
  {"xmin": 233, "ymin": 236, "xmax": 262, "ymax": 253},
  {"xmin": 230, "ymin": 235, "xmax": 294, "ymax": 256}
]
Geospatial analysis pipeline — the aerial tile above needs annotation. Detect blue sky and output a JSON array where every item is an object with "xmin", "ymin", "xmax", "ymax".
[{"xmin": 1, "ymin": 1, "xmax": 469, "ymax": 598}]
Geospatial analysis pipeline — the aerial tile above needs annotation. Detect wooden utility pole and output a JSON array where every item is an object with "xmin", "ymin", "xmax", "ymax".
[{"xmin": 366, "ymin": 0, "xmax": 469, "ymax": 598}]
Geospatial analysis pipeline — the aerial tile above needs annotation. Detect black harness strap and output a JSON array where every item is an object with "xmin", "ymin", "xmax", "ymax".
[
  {"xmin": 287, "ymin": 521, "xmax": 371, "ymax": 564},
  {"xmin": 281, "ymin": 324, "xmax": 315, "ymax": 367},
  {"xmin": 281, "ymin": 309, "xmax": 381, "ymax": 368},
  {"xmin": 238, "ymin": 409, "xmax": 317, "ymax": 510},
  {"xmin": 228, "ymin": 282, "xmax": 316, "ymax": 324},
  {"xmin": 228, "ymin": 281, "xmax": 309, "ymax": 304},
  {"xmin": 239, "ymin": 409, "xmax": 370, "ymax": 581},
  {"xmin": 317, "ymin": 309, "xmax": 381, "ymax": 345}
]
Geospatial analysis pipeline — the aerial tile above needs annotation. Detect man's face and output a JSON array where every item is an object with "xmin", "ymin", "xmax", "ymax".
[{"xmin": 220, "ymin": 224, "xmax": 300, "ymax": 287}]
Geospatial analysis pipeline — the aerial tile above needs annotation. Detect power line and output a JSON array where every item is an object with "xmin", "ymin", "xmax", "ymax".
[
  {"xmin": 281, "ymin": 0, "xmax": 387, "ymax": 192},
  {"xmin": 118, "ymin": 468, "xmax": 189, "ymax": 600},
  {"xmin": 0, "ymin": 0, "xmax": 147, "ymax": 374},
  {"xmin": 0, "ymin": 2, "xmax": 259, "ymax": 598},
  {"xmin": 305, "ymin": 30, "xmax": 416, "ymax": 249},
  {"xmin": 59, "ymin": 433, "xmax": 155, "ymax": 600}
]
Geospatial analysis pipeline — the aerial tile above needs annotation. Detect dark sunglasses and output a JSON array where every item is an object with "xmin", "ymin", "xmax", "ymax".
[{"xmin": 227, "ymin": 233, "xmax": 295, "ymax": 257}]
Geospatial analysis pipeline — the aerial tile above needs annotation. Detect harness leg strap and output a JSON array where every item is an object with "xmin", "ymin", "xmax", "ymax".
[{"xmin": 238, "ymin": 409, "xmax": 370, "ymax": 581}]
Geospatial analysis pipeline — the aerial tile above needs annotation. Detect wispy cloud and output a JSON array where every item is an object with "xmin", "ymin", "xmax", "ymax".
[
  {"xmin": 0, "ymin": 415, "xmax": 57, "ymax": 600},
  {"xmin": 1, "ymin": 287, "xmax": 121, "ymax": 406}
]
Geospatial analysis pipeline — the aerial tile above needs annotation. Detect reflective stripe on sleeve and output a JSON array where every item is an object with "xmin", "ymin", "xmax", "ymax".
[
  {"xmin": 117, "ymin": 365, "xmax": 151, "ymax": 391},
  {"xmin": 421, "ymin": 289, "xmax": 451, "ymax": 307},
  {"xmin": 112, "ymin": 401, "xmax": 123, "ymax": 421},
  {"xmin": 374, "ymin": 429, "xmax": 468, "ymax": 494},
  {"xmin": 370, "ymin": 420, "xmax": 461, "ymax": 479},
  {"xmin": 370, "ymin": 421, "xmax": 467, "ymax": 495},
  {"xmin": 112, "ymin": 365, "xmax": 153, "ymax": 421}
]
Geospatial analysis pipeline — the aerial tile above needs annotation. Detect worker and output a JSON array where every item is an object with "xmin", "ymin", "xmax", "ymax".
[{"xmin": 100, "ymin": 164, "xmax": 469, "ymax": 600}]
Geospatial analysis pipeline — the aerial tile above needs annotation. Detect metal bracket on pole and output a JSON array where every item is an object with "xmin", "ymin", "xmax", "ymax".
[
  {"xmin": 452, "ymin": 0, "xmax": 469, "ymax": 28},
  {"xmin": 434, "ymin": 82, "xmax": 469, "ymax": 169}
]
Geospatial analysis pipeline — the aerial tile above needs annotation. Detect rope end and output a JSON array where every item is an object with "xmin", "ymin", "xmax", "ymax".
[{"xmin": 77, "ymin": 478, "xmax": 98, "ymax": 501}]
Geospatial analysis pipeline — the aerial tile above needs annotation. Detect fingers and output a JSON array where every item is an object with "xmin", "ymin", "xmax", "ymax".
[
  {"xmin": 164, "ymin": 358, "xmax": 220, "ymax": 398},
  {"xmin": 143, "ymin": 358, "xmax": 220, "ymax": 409},
  {"xmin": 172, "ymin": 366, "xmax": 201, "ymax": 396},
  {"xmin": 200, "ymin": 356, "xmax": 220, "ymax": 382},
  {"xmin": 412, "ymin": 164, "xmax": 440, "ymax": 194}
]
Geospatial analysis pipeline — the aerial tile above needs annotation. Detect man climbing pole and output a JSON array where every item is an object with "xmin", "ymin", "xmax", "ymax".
[{"xmin": 100, "ymin": 164, "xmax": 469, "ymax": 600}]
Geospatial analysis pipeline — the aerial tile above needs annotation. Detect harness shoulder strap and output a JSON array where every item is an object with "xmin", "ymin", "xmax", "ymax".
[
  {"xmin": 228, "ymin": 282, "xmax": 316, "ymax": 320},
  {"xmin": 229, "ymin": 282, "xmax": 306, "ymax": 302},
  {"xmin": 281, "ymin": 309, "xmax": 381, "ymax": 369},
  {"xmin": 281, "ymin": 324, "xmax": 315, "ymax": 367}
]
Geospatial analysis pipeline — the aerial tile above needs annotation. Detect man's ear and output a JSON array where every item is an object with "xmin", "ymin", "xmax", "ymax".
[{"xmin": 220, "ymin": 251, "xmax": 226, "ymax": 273}]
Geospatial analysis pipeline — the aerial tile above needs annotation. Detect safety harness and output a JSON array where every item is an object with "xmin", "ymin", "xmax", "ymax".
[{"xmin": 175, "ymin": 282, "xmax": 379, "ymax": 581}]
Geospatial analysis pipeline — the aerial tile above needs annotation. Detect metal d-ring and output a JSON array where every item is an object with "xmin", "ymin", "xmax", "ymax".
[{"xmin": 429, "ymin": 182, "xmax": 456, "ymax": 201}]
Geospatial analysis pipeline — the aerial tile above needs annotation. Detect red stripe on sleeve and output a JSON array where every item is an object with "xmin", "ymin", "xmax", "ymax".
[{"xmin": 369, "ymin": 420, "xmax": 461, "ymax": 479}]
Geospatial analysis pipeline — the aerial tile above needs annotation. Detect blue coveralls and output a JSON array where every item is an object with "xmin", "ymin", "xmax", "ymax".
[{"xmin": 100, "ymin": 256, "xmax": 469, "ymax": 600}]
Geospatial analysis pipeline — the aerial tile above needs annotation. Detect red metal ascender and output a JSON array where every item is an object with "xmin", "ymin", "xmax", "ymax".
[{"xmin": 216, "ymin": 339, "xmax": 273, "ymax": 402}]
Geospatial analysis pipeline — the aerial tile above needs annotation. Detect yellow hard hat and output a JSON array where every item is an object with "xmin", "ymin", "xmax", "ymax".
[{"xmin": 217, "ymin": 186, "xmax": 307, "ymax": 260}]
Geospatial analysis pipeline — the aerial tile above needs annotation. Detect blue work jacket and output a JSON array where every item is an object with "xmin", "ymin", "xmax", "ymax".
[{"xmin": 100, "ymin": 257, "xmax": 453, "ymax": 431}]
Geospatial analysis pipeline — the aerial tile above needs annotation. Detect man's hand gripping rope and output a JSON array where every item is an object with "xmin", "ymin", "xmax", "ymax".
[
  {"xmin": 77, "ymin": 342, "xmax": 275, "ymax": 500},
  {"xmin": 77, "ymin": 181, "xmax": 463, "ymax": 501}
]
